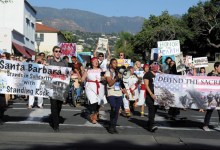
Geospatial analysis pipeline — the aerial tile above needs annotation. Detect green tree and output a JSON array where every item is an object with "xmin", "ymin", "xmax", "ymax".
[
  {"xmin": 133, "ymin": 11, "xmax": 191, "ymax": 57},
  {"xmin": 61, "ymin": 31, "xmax": 78, "ymax": 43},
  {"xmin": 114, "ymin": 32, "xmax": 141, "ymax": 61},
  {"xmin": 184, "ymin": 0, "xmax": 220, "ymax": 49}
]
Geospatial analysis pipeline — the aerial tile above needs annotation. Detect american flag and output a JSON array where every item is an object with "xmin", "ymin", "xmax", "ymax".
[{"xmin": 154, "ymin": 74, "xmax": 220, "ymax": 93}]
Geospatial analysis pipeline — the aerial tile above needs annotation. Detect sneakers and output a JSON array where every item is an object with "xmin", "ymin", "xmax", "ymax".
[
  {"xmin": 126, "ymin": 112, "xmax": 131, "ymax": 117},
  {"xmin": 149, "ymin": 126, "xmax": 158, "ymax": 132},
  {"xmin": 203, "ymin": 126, "xmax": 211, "ymax": 131},
  {"xmin": 140, "ymin": 112, "xmax": 144, "ymax": 117}
]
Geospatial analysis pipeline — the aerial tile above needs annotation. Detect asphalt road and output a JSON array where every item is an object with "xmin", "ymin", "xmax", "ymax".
[{"xmin": 0, "ymin": 98, "xmax": 220, "ymax": 150}]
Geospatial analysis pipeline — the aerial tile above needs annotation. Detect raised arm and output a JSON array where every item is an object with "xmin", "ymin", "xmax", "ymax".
[
  {"xmin": 93, "ymin": 44, "xmax": 98, "ymax": 57},
  {"xmin": 107, "ymin": 45, "xmax": 111, "ymax": 60}
]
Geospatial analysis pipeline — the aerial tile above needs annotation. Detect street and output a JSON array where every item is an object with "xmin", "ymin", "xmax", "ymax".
[{"xmin": 0, "ymin": 98, "xmax": 220, "ymax": 150}]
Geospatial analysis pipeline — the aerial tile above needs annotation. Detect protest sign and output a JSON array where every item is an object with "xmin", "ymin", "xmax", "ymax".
[
  {"xmin": 154, "ymin": 73, "xmax": 220, "ymax": 110},
  {"xmin": 0, "ymin": 59, "xmax": 72, "ymax": 101},
  {"xmin": 184, "ymin": 55, "xmax": 193, "ymax": 67},
  {"xmin": 174, "ymin": 52, "xmax": 186, "ymax": 72},
  {"xmin": 157, "ymin": 40, "xmax": 181, "ymax": 56},
  {"xmin": 117, "ymin": 59, "xmax": 131, "ymax": 68},
  {"xmin": 150, "ymin": 48, "xmax": 160, "ymax": 61},
  {"xmin": 97, "ymin": 38, "xmax": 108, "ymax": 53},
  {"xmin": 77, "ymin": 52, "xmax": 92, "ymax": 67},
  {"xmin": 193, "ymin": 57, "xmax": 208, "ymax": 68},
  {"xmin": 161, "ymin": 55, "xmax": 175, "ymax": 65},
  {"xmin": 59, "ymin": 43, "xmax": 76, "ymax": 57}
]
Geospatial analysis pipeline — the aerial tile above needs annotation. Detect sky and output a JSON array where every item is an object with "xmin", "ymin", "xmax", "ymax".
[{"xmin": 28, "ymin": 0, "xmax": 206, "ymax": 18}]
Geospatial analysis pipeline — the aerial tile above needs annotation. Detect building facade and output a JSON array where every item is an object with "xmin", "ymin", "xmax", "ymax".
[
  {"xmin": 0, "ymin": 0, "xmax": 36, "ymax": 57},
  {"xmin": 35, "ymin": 21, "xmax": 66, "ymax": 55}
]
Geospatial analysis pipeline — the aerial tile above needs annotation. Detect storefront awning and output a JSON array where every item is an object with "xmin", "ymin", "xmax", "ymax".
[
  {"xmin": 25, "ymin": 47, "xmax": 36, "ymax": 56},
  {"xmin": 12, "ymin": 42, "xmax": 31, "ymax": 58}
]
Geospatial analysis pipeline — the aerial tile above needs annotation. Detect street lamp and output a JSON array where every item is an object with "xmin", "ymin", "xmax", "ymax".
[{"xmin": 36, "ymin": 40, "xmax": 41, "ymax": 54}]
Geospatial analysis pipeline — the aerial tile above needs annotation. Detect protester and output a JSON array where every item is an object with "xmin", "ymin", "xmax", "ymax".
[
  {"xmin": 0, "ymin": 53, "xmax": 8, "ymax": 125},
  {"xmin": 105, "ymin": 58, "xmax": 129, "ymax": 134},
  {"xmin": 93, "ymin": 44, "xmax": 111, "ymax": 72},
  {"xmin": 167, "ymin": 60, "xmax": 181, "ymax": 120},
  {"xmin": 134, "ymin": 61, "xmax": 143, "ymax": 71},
  {"xmin": 122, "ymin": 66, "xmax": 140, "ymax": 117},
  {"xmin": 135, "ymin": 64, "xmax": 149, "ymax": 117},
  {"xmin": 63, "ymin": 56, "xmax": 69, "ymax": 63},
  {"xmin": 161, "ymin": 57, "xmax": 172, "ymax": 73},
  {"xmin": 69, "ymin": 56, "xmax": 83, "ymax": 101},
  {"xmin": 48, "ymin": 46, "xmax": 68, "ymax": 132},
  {"xmin": 38, "ymin": 52, "xmax": 46, "ymax": 59},
  {"xmin": 27, "ymin": 56, "xmax": 44, "ymax": 109},
  {"xmin": 2, "ymin": 52, "xmax": 11, "ymax": 106},
  {"xmin": 119, "ymin": 52, "xmax": 125, "ymax": 59},
  {"xmin": 81, "ymin": 57, "xmax": 106, "ymax": 124},
  {"xmin": 203, "ymin": 62, "xmax": 220, "ymax": 131},
  {"xmin": 144, "ymin": 60, "xmax": 159, "ymax": 132},
  {"xmin": 194, "ymin": 67, "xmax": 206, "ymax": 76}
]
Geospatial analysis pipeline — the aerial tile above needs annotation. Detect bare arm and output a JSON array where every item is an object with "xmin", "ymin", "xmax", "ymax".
[
  {"xmin": 193, "ymin": 68, "xmax": 197, "ymax": 76},
  {"xmin": 107, "ymin": 45, "xmax": 111, "ymax": 60},
  {"xmin": 93, "ymin": 44, "xmax": 98, "ymax": 57},
  {"xmin": 80, "ymin": 71, "xmax": 87, "ymax": 82},
  {"xmin": 106, "ymin": 76, "xmax": 117, "ymax": 87}
]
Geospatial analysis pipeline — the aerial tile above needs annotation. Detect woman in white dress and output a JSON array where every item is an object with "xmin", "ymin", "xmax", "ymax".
[{"xmin": 81, "ymin": 57, "xmax": 105, "ymax": 124}]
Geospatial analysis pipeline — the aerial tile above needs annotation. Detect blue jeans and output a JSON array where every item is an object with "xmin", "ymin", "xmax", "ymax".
[
  {"xmin": 108, "ymin": 96, "xmax": 123, "ymax": 126},
  {"xmin": 75, "ymin": 87, "xmax": 81, "ymax": 98}
]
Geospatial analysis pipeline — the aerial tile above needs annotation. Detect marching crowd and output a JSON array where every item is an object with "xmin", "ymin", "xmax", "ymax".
[{"xmin": 0, "ymin": 45, "xmax": 220, "ymax": 134}]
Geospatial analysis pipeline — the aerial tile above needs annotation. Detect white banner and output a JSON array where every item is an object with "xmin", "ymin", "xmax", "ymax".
[
  {"xmin": 184, "ymin": 55, "xmax": 193, "ymax": 67},
  {"xmin": 193, "ymin": 57, "xmax": 208, "ymax": 68},
  {"xmin": 154, "ymin": 73, "xmax": 220, "ymax": 110},
  {"xmin": 0, "ymin": 59, "xmax": 72, "ymax": 101},
  {"xmin": 157, "ymin": 40, "xmax": 180, "ymax": 56}
]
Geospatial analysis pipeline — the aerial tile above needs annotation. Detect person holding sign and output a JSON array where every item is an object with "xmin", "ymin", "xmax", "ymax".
[
  {"xmin": 105, "ymin": 58, "xmax": 129, "ymax": 134},
  {"xmin": 81, "ymin": 57, "xmax": 106, "ymax": 124},
  {"xmin": 143, "ymin": 60, "xmax": 159, "ymax": 132},
  {"xmin": 203, "ymin": 62, "xmax": 220, "ymax": 131},
  {"xmin": 27, "ymin": 56, "xmax": 44, "ymax": 109},
  {"xmin": 93, "ymin": 44, "xmax": 111, "ymax": 72},
  {"xmin": 48, "ymin": 46, "xmax": 68, "ymax": 132}
]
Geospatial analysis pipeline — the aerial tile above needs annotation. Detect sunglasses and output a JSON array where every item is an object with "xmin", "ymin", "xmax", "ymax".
[
  {"xmin": 120, "ymin": 54, "xmax": 124, "ymax": 56},
  {"xmin": 153, "ymin": 62, "xmax": 158, "ymax": 65},
  {"xmin": 54, "ymin": 50, "xmax": 62, "ymax": 53}
]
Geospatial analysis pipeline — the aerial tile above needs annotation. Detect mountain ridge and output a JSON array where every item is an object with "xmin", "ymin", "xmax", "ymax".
[{"xmin": 34, "ymin": 6, "xmax": 145, "ymax": 33}]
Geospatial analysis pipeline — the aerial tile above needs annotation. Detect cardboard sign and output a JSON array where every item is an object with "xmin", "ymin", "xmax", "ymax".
[
  {"xmin": 157, "ymin": 40, "xmax": 181, "ymax": 56},
  {"xmin": 175, "ymin": 52, "xmax": 186, "ymax": 72},
  {"xmin": 97, "ymin": 38, "xmax": 108, "ymax": 53},
  {"xmin": 193, "ymin": 57, "xmax": 208, "ymax": 68}
]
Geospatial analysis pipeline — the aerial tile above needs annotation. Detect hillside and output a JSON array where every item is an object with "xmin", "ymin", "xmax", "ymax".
[{"xmin": 34, "ymin": 7, "xmax": 145, "ymax": 33}]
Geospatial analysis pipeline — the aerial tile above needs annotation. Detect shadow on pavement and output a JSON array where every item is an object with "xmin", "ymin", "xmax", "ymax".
[{"xmin": 27, "ymin": 138, "xmax": 220, "ymax": 150}]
